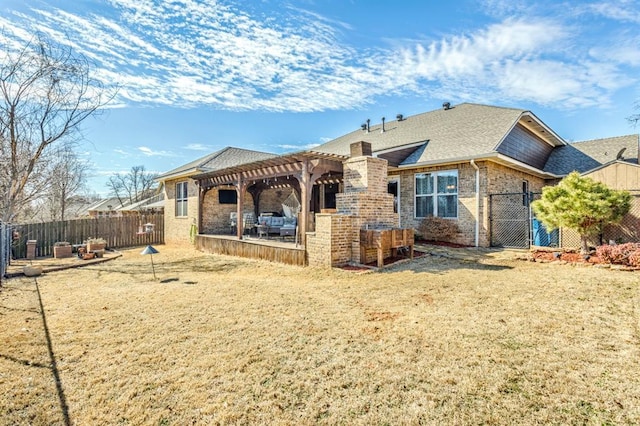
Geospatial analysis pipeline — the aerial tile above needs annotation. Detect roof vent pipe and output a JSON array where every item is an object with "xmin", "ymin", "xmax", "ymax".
[
  {"xmin": 381, "ymin": 117, "xmax": 386, "ymax": 133},
  {"xmin": 367, "ymin": 118, "xmax": 370, "ymax": 133},
  {"xmin": 443, "ymin": 102, "xmax": 451, "ymax": 110},
  {"xmin": 396, "ymin": 114, "xmax": 403, "ymax": 121}
]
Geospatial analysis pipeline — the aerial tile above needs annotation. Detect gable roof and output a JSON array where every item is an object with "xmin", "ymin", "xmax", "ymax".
[
  {"xmin": 314, "ymin": 103, "xmax": 564, "ymax": 168},
  {"xmin": 156, "ymin": 147, "xmax": 277, "ymax": 181},
  {"xmin": 86, "ymin": 197, "xmax": 124, "ymax": 212},
  {"xmin": 543, "ymin": 134, "xmax": 639, "ymax": 175}
]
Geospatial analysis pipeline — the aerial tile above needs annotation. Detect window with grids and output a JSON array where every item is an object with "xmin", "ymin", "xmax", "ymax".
[
  {"xmin": 175, "ymin": 181, "xmax": 188, "ymax": 217},
  {"xmin": 415, "ymin": 170, "xmax": 458, "ymax": 218}
]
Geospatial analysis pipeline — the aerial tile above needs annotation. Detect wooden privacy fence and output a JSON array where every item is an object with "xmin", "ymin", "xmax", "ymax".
[{"xmin": 13, "ymin": 213, "xmax": 164, "ymax": 259}]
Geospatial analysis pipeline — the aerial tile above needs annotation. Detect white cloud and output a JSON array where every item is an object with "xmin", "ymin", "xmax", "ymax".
[
  {"xmin": 1, "ymin": 0, "xmax": 638, "ymax": 113},
  {"xmin": 588, "ymin": 1, "xmax": 640, "ymax": 23},
  {"xmin": 590, "ymin": 43, "xmax": 640, "ymax": 67},
  {"xmin": 277, "ymin": 143, "xmax": 321, "ymax": 151},
  {"xmin": 185, "ymin": 143, "xmax": 213, "ymax": 151},
  {"xmin": 397, "ymin": 19, "xmax": 562, "ymax": 80},
  {"xmin": 138, "ymin": 146, "xmax": 174, "ymax": 157}
]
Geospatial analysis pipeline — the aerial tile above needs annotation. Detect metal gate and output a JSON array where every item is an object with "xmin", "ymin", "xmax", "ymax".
[
  {"xmin": 489, "ymin": 192, "xmax": 558, "ymax": 248},
  {"xmin": 489, "ymin": 192, "xmax": 538, "ymax": 248},
  {"xmin": 489, "ymin": 192, "xmax": 560, "ymax": 248}
]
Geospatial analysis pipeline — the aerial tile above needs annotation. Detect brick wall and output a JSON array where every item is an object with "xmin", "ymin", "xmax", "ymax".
[
  {"xmin": 306, "ymin": 213, "xmax": 353, "ymax": 267},
  {"xmin": 257, "ymin": 188, "xmax": 294, "ymax": 215},
  {"xmin": 342, "ymin": 156, "xmax": 388, "ymax": 194},
  {"xmin": 395, "ymin": 163, "xmax": 480, "ymax": 246},
  {"xmin": 393, "ymin": 161, "xmax": 545, "ymax": 247},
  {"xmin": 309, "ymin": 152, "xmax": 404, "ymax": 267},
  {"xmin": 201, "ymin": 186, "xmax": 255, "ymax": 234},
  {"xmin": 164, "ymin": 177, "xmax": 199, "ymax": 244},
  {"xmin": 485, "ymin": 163, "xmax": 545, "ymax": 194}
]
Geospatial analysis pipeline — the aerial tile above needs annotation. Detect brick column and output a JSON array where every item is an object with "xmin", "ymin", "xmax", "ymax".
[{"xmin": 26, "ymin": 240, "xmax": 37, "ymax": 260}]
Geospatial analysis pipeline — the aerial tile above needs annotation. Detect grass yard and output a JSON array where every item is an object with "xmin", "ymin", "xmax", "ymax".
[{"xmin": 1, "ymin": 244, "xmax": 639, "ymax": 425}]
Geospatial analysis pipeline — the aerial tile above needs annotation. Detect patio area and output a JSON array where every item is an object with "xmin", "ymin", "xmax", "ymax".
[{"xmin": 195, "ymin": 234, "xmax": 306, "ymax": 266}]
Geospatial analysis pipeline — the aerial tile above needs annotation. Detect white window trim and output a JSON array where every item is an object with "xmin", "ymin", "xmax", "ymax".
[
  {"xmin": 414, "ymin": 170, "xmax": 459, "ymax": 219},
  {"xmin": 388, "ymin": 176, "xmax": 400, "ymax": 227},
  {"xmin": 176, "ymin": 181, "xmax": 188, "ymax": 217}
]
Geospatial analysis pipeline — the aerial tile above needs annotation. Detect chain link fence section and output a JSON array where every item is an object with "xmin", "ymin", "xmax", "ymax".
[
  {"xmin": 489, "ymin": 192, "xmax": 535, "ymax": 248},
  {"xmin": 0, "ymin": 222, "xmax": 12, "ymax": 284}
]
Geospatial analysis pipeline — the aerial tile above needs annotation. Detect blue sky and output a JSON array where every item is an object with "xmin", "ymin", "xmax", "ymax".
[{"xmin": 2, "ymin": 0, "xmax": 640, "ymax": 195}]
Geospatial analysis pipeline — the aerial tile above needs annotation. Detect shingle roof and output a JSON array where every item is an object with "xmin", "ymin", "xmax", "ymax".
[
  {"xmin": 85, "ymin": 197, "xmax": 127, "ymax": 212},
  {"xmin": 543, "ymin": 134, "xmax": 639, "ymax": 175},
  {"xmin": 156, "ymin": 147, "xmax": 277, "ymax": 181},
  {"xmin": 314, "ymin": 103, "xmax": 528, "ymax": 165}
]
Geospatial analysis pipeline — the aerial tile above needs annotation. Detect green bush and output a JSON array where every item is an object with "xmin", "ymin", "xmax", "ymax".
[{"xmin": 532, "ymin": 172, "xmax": 631, "ymax": 254}]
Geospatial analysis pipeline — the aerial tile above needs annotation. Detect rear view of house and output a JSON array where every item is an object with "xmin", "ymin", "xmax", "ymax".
[{"xmin": 158, "ymin": 103, "xmax": 639, "ymax": 265}]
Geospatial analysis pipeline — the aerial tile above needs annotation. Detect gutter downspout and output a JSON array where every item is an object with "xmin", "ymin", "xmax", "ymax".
[{"xmin": 470, "ymin": 160, "xmax": 480, "ymax": 248}]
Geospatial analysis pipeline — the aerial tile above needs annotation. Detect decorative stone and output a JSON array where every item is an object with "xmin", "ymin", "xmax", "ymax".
[{"xmin": 23, "ymin": 265, "xmax": 42, "ymax": 277}]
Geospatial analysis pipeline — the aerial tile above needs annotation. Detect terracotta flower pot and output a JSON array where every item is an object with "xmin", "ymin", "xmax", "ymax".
[
  {"xmin": 87, "ymin": 242, "xmax": 106, "ymax": 252},
  {"xmin": 53, "ymin": 245, "xmax": 73, "ymax": 258}
]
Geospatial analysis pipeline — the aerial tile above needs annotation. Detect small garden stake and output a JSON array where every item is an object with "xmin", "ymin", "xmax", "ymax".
[{"xmin": 141, "ymin": 245, "xmax": 159, "ymax": 280}]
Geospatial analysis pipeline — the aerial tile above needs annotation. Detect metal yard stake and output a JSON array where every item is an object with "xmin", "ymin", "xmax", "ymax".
[{"xmin": 140, "ymin": 245, "xmax": 159, "ymax": 279}]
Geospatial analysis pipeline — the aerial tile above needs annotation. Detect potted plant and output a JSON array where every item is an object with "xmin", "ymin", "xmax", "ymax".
[
  {"xmin": 53, "ymin": 241, "xmax": 72, "ymax": 258},
  {"xmin": 86, "ymin": 237, "xmax": 107, "ymax": 252}
]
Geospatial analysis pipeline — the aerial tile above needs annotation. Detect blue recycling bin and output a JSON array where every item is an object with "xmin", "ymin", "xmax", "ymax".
[{"xmin": 532, "ymin": 218, "xmax": 549, "ymax": 246}]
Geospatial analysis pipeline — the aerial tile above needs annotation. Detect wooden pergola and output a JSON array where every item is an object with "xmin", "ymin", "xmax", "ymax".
[{"xmin": 193, "ymin": 151, "xmax": 346, "ymax": 245}]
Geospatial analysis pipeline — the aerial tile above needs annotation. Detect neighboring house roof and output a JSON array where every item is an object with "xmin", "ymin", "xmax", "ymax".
[
  {"xmin": 313, "ymin": 103, "xmax": 565, "ymax": 169},
  {"xmin": 118, "ymin": 193, "xmax": 165, "ymax": 211},
  {"xmin": 543, "ymin": 134, "xmax": 639, "ymax": 175},
  {"xmin": 583, "ymin": 158, "xmax": 640, "ymax": 175},
  {"xmin": 156, "ymin": 147, "xmax": 278, "ymax": 181},
  {"xmin": 86, "ymin": 197, "xmax": 125, "ymax": 212}
]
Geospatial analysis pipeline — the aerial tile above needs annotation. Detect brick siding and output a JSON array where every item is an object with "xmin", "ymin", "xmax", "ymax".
[{"xmin": 164, "ymin": 178, "xmax": 199, "ymax": 244}]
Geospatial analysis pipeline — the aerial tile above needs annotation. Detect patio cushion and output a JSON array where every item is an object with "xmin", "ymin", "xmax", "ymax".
[
  {"xmin": 257, "ymin": 215, "xmax": 296, "ymax": 233},
  {"xmin": 271, "ymin": 217, "xmax": 284, "ymax": 227}
]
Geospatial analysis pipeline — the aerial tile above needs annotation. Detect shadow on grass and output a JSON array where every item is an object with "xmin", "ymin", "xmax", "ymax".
[
  {"xmin": 0, "ymin": 352, "xmax": 51, "ymax": 369},
  {"xmin": 0, "ymin": 304, "xmax": 40, "ymax": 313},
  {"xmin": 34, "ymin": 278, "xmax": 71, "ymax": 426},
  {"xmin": 158, "ymin": 277, "xmax": 198, "ymax": 285},
  {"xmin": 382, "ymin": 254, "xmax": 514, "ymax": 274}
]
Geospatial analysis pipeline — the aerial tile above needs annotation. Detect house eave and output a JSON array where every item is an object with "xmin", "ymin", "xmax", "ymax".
[
  {"xmin": 518, "ymin": 112, "xmax": 566, "ymax": 147},
  {"xmin": 156, "ymin": 168, "xmax": 202, "ymax": 182},
  {"xmin": 581, "ymin": 159, "xmax": 640, "ymax": 176},
  {"xmin": 397, "ymin": 153, "xmax": 563, "ymax": 179}
]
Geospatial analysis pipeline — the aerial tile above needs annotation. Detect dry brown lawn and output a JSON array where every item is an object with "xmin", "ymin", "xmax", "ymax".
[{"xmin": 1, "ymin": 244, "xmax": 639, "ymax": 425}]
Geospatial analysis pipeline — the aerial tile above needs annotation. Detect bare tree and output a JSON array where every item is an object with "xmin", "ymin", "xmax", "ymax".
[
  {"xmin": 106, "ymin": 165, "xmax": 158, "ymax": 207},
  {"xmin": 45, "ymin": 147, "xmax": 91, "ymax": 221},
  {"xmin": 18, "ymin": 146, "xmax": 91, "ymax": 222},
  {"xmin": 629, "ymin": 111, "xmax": 640, "ymax": 126},
  {"xmin": 0, "ymin": 33, "xmax": 114, "ymax": 222}
]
